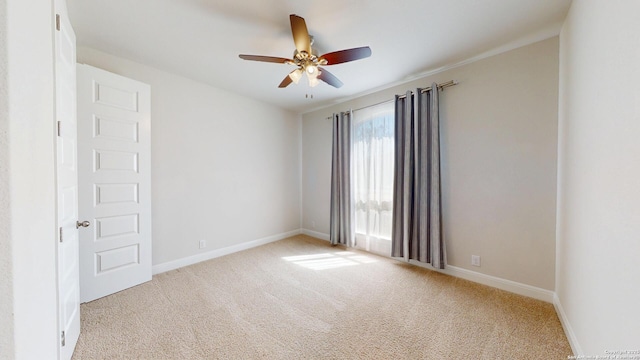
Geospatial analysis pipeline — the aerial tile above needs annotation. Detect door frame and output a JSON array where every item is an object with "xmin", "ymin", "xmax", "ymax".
[{"xmin": 54, "ymin": 0, "xmax": 80, "ymax": 359}]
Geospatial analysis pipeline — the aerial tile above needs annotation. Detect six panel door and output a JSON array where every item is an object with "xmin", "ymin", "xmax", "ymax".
[{"xmin": 77, "ymin": 64, "xmax": 152, "ymax": 303}]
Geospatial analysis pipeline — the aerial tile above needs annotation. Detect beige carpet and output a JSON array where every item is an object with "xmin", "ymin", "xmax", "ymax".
[{"xmin": 73, "ymin": 235, "xmax": 572, "ymax": 359}]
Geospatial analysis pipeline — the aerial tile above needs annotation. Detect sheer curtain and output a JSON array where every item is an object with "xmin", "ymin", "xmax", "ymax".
[{"xmin": 352, "ymin": 102, "xmax": 395, "ymax": 255}]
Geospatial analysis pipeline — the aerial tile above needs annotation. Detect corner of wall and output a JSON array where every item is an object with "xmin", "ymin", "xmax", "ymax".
[
  {"xmin": 298, "ymin": 114, "xmax": 304, "ymax": 230},
  {"xmin": 553, "ymin": 293, "xmax": 582, "ymax": 355},
  {"xmin": 300, "ymin": 229, "xmax": 330, "ymax": 241},
  {"xmin": 555, "ymin": 3, "xmax": 571, "ymax": 354}
]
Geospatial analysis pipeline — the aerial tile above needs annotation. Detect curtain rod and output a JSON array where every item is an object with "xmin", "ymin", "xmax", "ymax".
[
  {"xmin": 325, "ymin": 79, "xmax": 458, "ymax": 119},
  {"xmin": 396, "ymin": 80, "xmax": 458, "ymax": 99}
]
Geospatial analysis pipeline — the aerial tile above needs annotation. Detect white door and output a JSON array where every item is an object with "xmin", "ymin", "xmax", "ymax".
[
  {"xmin": 54, "ymin": 2, "xmax": 80, "ymax": 359},
  {"xmin": 77, "ymin": 64, "xmax": 152, "ymax": 303}
]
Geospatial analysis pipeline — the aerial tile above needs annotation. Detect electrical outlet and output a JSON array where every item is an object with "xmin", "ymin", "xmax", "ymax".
[
  {"xmin": 312, "ymin": 221, "xmax": 316, "ymax": 229},
  {"xmin": 471, "ymin": 255, "xmax": 481, "ymax": 267},
  {"xmin": 199, "ymin": 239, "xmax": 206, "ymax": 249}
]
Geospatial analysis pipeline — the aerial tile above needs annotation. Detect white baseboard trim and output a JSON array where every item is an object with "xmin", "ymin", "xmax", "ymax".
[
  {"xmin": 152, "ymin": 229, "xmax": 301, "ymax": 275},
  {"xmin": 299, "ymin": 230, "xmax": 554, "ymax": 303},
  {"xmin": 553, "ymin": 293, "xmax": 582, "ymax": 355},
  {"xmin": 300, "ymin": 228, "xmax": 330, "ymax": 241},
  {"xmin": 407, "ymin": 260, "xmax": 555, "ymax": 303}
]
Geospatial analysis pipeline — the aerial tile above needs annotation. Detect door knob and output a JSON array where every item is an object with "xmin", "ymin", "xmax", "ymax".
[{"xmin": 76, "ymin": 220, "xmax": 90, "ymax": 229}]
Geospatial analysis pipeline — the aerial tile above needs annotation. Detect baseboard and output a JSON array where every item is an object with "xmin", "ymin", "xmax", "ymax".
[
  {"xmin": 406, "ymin": 260, "xmax": 555, "ymax": 303},
  {"xmin": 553, "ymin": 293, "xmax": 582, "ymax": 355},
  {"xmin": 300, "ymin": 228, "xmax": 330, "ymax": 241},
  {"xmin": 299, "ymin": 230, "xmax": 555, "ymax": 303},
  {"xmin": 152, "ymin": 229, "xmax": 301, "ymax": 275}
]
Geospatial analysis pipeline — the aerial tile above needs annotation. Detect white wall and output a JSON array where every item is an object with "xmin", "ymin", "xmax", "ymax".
[
  {"xmin": 556, "ymin": 1, "xmax": 640, "ymax": 355},
  {"xmin": 1, "ymin": 0, "xmax": 60, "ymax": 358},
  {"xmin": 0, "ymin": 0, "xmax": 14, "ymax": 356},
  {"xmin": 76, "ymin": 48, "xmax": 301, "ymax": 266},
  {"xmin": 302, "ymin": 38, "xmax": 559, "ymax": 291}
]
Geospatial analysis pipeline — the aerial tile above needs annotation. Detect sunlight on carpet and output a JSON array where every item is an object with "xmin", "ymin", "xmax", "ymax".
[{"xmin": 282, "ymin": 251, "xmax": 378, "ymax": 270}]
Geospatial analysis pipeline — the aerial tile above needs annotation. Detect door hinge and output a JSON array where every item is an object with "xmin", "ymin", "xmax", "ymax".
[
  {"xmin": 57, "ymin": 121, "xmax": 61, "ymax": 136},
  {"xmin": 59, "ymin": 227, "xmax": 63, "ymax": 243},
  {"xmin": 61, "ymin": 330, "xmax": 66, "ymax": 346},
  {"xmin": 56, "ymin": 14, "xmax": 61, "ymax": 31}
]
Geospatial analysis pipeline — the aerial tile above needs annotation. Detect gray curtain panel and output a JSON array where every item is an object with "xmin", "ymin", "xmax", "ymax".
[
  {"xmin": 330, "ymin": 112, "xmax": 352, "ymax": 246},
  {"xmin": 391, "ymin": 84, "xmax": 445, "ymax": 269},
  {"xmin": 391, "ymin": 91, "xmax": 414, "ymax": 259}
]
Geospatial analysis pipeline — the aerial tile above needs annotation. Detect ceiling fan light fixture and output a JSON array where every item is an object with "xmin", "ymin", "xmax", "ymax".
[
  {"xmin": 306, "ymin": 64, "xmax": 320, "ymax": 87},
  {"xmin": 308, "ymin": 75, "xmax": 319, "ymax": 87},
  {"xmin": 289, "ymin": 68, "xmax": 303, "ymax": 84},
  {"xmin": 306, "ymin": 64, "xmax": 317, "ymax": 74}
]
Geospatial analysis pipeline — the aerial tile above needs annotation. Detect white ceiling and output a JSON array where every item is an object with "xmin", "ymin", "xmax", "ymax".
[{"xmin": 67, "ymin": 0, "xmax": 571, "ymax": 113}]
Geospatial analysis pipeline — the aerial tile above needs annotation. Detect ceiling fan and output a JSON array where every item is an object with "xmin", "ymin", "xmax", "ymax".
[{"xmin": 239, "ymin": 14, "xmax": 372, "ymax": 89}]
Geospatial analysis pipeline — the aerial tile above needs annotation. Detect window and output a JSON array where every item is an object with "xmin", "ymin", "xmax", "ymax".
[{"xmin": 352, "ymin": 102, "xmax": 394, "ymax": 256}]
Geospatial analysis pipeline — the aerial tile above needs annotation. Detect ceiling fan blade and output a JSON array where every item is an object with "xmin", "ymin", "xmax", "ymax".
[
  {"xmin": 239, "ymin": 54, "xmax": 292, "ymax": 64},
  {"xmin": 278, "ymin": 74, "xmax": 293, "ymax": 88},
  {"xmin": 320, "ymin": 46, "xmax": 372, "ymax": 65},
  {"xmin": 317, "ymin": 67, "xmax": 343, "ymax": 88},
  {"xmin": 290, "ymin": 14, "xmax": 311, "ymax": 54}
]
